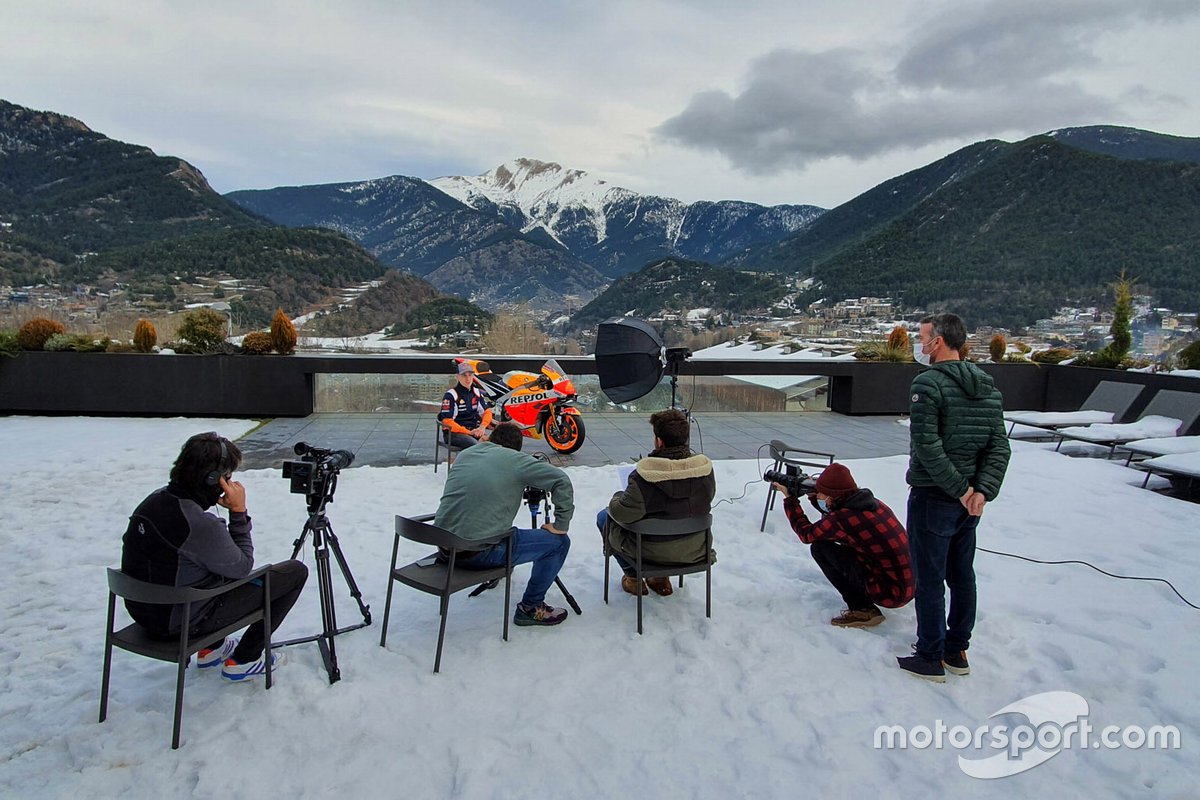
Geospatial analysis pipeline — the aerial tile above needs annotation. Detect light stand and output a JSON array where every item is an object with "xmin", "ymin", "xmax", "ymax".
[{"xmin": 664, "ymin": 346, "xmax": 692, "ymax": 415}]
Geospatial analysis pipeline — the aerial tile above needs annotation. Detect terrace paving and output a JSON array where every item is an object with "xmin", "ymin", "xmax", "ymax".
[{"xmin": 236, "ymin": 411, "xmax": 910, "ymax": 470}]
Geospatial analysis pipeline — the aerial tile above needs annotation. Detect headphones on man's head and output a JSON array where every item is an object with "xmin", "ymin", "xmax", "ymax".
[{"xmin": 205, "ymin": 436, "xmax": 229, "ymax": 486}]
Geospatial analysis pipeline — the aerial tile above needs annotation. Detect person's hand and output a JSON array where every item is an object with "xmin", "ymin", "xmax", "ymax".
[
  {"xmin": 217, "ymin": 476, "xmax": 247, "ymax": 513},
  {"xmin": 958, "ymin": 486, "xmax": 976, "ymax": 511},
  {"xmin": 542, "ymin": 522, "xmax": 567, "ymax": 535},
  {"xmin": 966, "ymin": 493, "xmax": 987, "ymax": 517},
  {"xmin": 772, "ymin": 482, "xmax": 789, "ymax": 497},
  {"xmin": 471, "ymin": 425, "xmax": 487, "ymax": 438}
]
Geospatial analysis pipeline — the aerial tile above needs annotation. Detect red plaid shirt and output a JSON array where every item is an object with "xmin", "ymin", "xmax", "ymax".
[{"xmin": 783, "ymin": 493, "xmax": 914, "ymax": 608}]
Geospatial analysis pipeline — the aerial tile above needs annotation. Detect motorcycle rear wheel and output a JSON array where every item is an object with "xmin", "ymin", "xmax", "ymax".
[{"xmin": 545, "ymin": 413, "xmax": 586, "ymax": 454}]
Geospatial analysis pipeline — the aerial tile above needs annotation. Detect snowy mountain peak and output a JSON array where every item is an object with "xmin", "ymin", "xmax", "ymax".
[{"xmin": 430, "ymin": 158, "xmax": 638, "ymax": 244}]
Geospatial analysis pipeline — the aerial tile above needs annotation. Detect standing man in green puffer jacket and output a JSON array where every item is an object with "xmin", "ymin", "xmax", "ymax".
[{"xmin": 898, "ymin": 313, "xmax": 1011, "ymax": 683}]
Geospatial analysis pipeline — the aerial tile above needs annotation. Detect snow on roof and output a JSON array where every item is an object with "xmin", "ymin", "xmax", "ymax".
[{"xmin": 5, "ymin": 416, "xmax": 1197, "ymax": 795}]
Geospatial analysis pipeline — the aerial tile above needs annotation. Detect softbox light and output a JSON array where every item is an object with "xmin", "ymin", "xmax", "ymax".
[{"xmin": 595, "ymin": 317, "xmax": 664, "ymax": 404}]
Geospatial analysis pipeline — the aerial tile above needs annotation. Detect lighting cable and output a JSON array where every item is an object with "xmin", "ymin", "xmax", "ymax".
[
  {"xmin": 712, "ymin": 444, "xmax": 773, "ymax": 507},
  {"xmin": 978, "ymin": 546, "xmax": 1199, "ymax": 610}
]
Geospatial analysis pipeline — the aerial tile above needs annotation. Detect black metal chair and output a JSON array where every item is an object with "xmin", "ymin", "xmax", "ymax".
[
  {"xmin": 759, "ymin": 439, "xmax": 835, "ymax": 531},
  {"xmin": 379, "ymin": 514, "xmax": 513, "ymax": 673},
  {"xmin": 100, "ymin": 565, "xmax": 273, "ymax": 750},
  {"xmin": 603, "ymin": 514, "xmax": 714, "ymax": 635},
  {"xmin": 433, "ymin": 423, "xmax": 465, "ymax": 473}
]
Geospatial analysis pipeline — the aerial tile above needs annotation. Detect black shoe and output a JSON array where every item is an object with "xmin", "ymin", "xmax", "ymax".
[
  {"xmin": 943, "ymin": 650, "xmax": 970, "ymax": 676},
  {"xmin": 897, "ymin": 654, "xmax": 946, "ymax": 683}
]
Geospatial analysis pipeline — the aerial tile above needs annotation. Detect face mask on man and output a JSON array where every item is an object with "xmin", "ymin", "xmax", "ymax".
[
  {"xmin": 913, "ymin": 334, "xmax": 936, "ymax": 366},
  {"xmin": 816, "ymin": 498, "xmax": 830, "ymax": 513}
]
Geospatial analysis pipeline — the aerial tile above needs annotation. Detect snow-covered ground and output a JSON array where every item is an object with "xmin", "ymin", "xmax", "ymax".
[{"xmin": 1, "ymin": 417, "xmax": 1197, "ymax": 797}]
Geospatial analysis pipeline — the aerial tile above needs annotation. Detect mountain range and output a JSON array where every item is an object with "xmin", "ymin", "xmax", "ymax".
[
  {"xmin": 5, "ymin": 95, "xmax": 1199, "ymax": 333},
  {"xmin": 0, "ymin": 98, "xmax": 411, "ymax": 328},
  {"xmin": 728, "ymin": 126, "xmax": 1200, "ymax": 328},
  {"xmin": 226, "ymin": 159, "xmax": 823, "ymax": 312}
]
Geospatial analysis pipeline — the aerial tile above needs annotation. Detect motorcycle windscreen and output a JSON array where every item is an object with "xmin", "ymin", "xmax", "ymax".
[{"xmin": 595, "ymin": 317, "xmax": 664, "ymax": 404}]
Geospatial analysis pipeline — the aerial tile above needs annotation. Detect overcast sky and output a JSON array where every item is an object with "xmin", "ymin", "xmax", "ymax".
[{"xmin": 3, "ymin": 0, "xmax": 1198, "ymax": 208}]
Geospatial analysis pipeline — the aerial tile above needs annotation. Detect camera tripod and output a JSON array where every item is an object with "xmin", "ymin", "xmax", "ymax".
[
  {"xmin": 466, "ymin": 488, "xmax": 582, "ymax": 615},
  {"xmin": 277, "ymin": 472, "xmax": 370, "ymax": 684}
]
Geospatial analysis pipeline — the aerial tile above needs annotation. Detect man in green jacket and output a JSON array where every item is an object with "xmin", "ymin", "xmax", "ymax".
[
  {"xmin": 434, "ymin": 423, "xmax": 574, "ymax": 626},
  {"xmin": 898, "ymin": 313, "xmax": 1010, "ymax": 682}
]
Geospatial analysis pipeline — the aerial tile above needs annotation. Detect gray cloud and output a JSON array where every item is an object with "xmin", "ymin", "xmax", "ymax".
[
  {"xmin": 659, "ymin": 0, "xmax": 1200, "ymax": 172},
  {"xmin": 897, "ymin": 0, "xmax": 1200, "ymax": 90}
]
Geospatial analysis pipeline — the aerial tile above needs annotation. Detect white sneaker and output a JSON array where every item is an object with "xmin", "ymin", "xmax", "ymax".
[
  {"xmin": 221, "ymin": 650, "xmax": 285, "ymax": 681},
  {"xmin": 197, "ymin": 637, "xmax": 240, "ymax": 668}
]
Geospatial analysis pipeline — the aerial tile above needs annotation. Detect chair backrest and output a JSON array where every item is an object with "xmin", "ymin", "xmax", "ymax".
[
  {"xmin": 1081, "ymin": 381, "xmax": 1146, "ymax": 419},
  {"xmin": 1137, "ymin": 390, "xmax": 1200, "ymax": 434},
  {"xmin": 623, "ymin": 514, "xmax": 713, "ymax": 537},
  {"xmin": 106, "ymin": 568, "xmax": 215, "ymax": 605},
  {"xmin": 768, "ymin": 440, "xmax": 834, "ymax": 469},
  {"xmin": 396, "ymin": 514, "xmax": 485, "ymax": 552}
]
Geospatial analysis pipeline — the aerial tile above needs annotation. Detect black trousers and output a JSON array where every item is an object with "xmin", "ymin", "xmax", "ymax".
[
  {"xmin": 809, "ymin": 541, "xmax": 877, "ymax": 612},
  {"xmin": 197, "ymin": 560, "xmax": 309, "ymax": 663}
]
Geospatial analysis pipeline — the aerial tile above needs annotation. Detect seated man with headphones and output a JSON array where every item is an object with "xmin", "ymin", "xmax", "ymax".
[{"xmin": 121, "ymin": 432, "xmax": 309, "ymax": 681}]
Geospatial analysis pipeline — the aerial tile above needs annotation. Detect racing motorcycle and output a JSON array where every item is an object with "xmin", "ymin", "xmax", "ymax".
[{"xmin": 455, "ymin": 357, "xmax": 586, "ymax": 454}]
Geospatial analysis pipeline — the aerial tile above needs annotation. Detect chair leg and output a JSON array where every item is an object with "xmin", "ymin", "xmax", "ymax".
[
  {"xmin": 263, "ymin": 571, "xmax": 272, "ymax": 691},
  {"xmin": 759, "ymin": 486, "xmax": 775, "ymax": 531},
  {"xmin": 636, "ymin": 537, "xmax": 643, "ymax": 636},
  {"xmin": 705, "ymin": 563, "xmax": 712, "ymax": 619},
  {"xmin": 172, "ymin": 654, "xmax": 187, "ymax": 749},
  {"xmin": 603, "ymin": 547, "xmax": 610, "ymax": 605},
  {"xmin": 434, "ymin": 594, "xmax": 450, "ymax": 673},
  {"xmin": 380, "ymin": 535, "xmax": 401, "ymax": 647},
  {"xmin": 678, "ymin": 574, "xmax": 684, "ymax": 587},
  {"xmin": 503, "ymin": 539, "xmax": 512, "ymax": 643},
  {"xmin": 99, "ymin": 592, "xmax": 116, "ymax": 723}
]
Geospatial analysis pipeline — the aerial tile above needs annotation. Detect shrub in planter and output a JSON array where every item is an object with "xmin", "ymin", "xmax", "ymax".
[
  {"xmin": 176, "ymin": 308, "xmax": 228, "ymax": 354},
  {"xmin": 17, "ymin": 317, "xmax": 65, "ymax": 351},
  {"xmin": 989, "ymin": 334, "xmax": 1006, "ymax": 363},
  {"xmin": 0, "ymin": 330, "xmax": 20, "ymax": 357},
  {"xmin": 241, "ymin": 331, "xmax": 274, "ymax": 354},
  {"xmin": 270, "ymin": 308, "xmax": 297, "ymax": 355},
  {"xmin": 106, "ymin": 340, "xmax": 135, "ymax": 353},
  {"xmin": 1031, "ymin": 347, "xmax": 1075, "ymax": 365},
  {"xmin": 886, "ymin": 326, "xmax": 910, "ymax": 352},
  {"xmin": 133, "ymin": 319, "xmax": 157, "ymax": 353},
  {"xmin": 1179, "ymin": 340, "xmax": 1200, "ymax": 370}
]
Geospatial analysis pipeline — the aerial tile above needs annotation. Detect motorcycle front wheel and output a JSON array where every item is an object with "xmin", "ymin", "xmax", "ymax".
[{"xmin": 544, "ymin": 413, "xmax": 586, "ymax": 454}]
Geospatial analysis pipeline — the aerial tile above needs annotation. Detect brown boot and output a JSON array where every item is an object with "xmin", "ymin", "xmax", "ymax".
[
  {"xmin": 830, "ymin": 608, "xmax": 884, "ymax": 628},
  {"xmin": 621, "ymin": 575, "xmax": 648, "ymax": 596},
  {"xmin": 645, "ymin": 577, "xmax": 674, "ymax": 597}
]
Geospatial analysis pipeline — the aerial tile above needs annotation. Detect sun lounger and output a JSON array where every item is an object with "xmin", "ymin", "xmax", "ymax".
[
  {"xmin": 1004, "ymin": 381, "xmax": 1145, "ymax": 438},
  {"xmin": 1115, "ymin": 435, "xmax": 1200, "ymax": 466},
  {"xmin": 1130, "ymin": 450, "xmax": 1200, "ymax": 490},
  {"xmin": 1053, "ymin": 390, "xmax": 1200, "ymax": 457}
]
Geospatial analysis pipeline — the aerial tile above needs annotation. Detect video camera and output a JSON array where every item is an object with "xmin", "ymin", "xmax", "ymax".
[
  {"xmin": 282, "ymin": 441, "xmax": 355, "ymax": 496},
  {"xmin": 764, "ymin": 466, "xmax": 817, "ymax": 497}
]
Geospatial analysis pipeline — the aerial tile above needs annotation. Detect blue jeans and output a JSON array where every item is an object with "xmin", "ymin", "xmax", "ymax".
[
  {"xmin": 460, "ymin": 526, "xmax": 570, "ymax": 607},
  {"xmin": 907, "ymin": 487, "xmax": 979, "ymax": 661},
  {"xmin": 595, "ymin": 509, "xmax": 635, "ymax": 574}
]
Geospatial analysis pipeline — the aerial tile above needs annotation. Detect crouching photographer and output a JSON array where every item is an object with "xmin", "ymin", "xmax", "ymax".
[
  {"xmin": 772, "ymin": 463, "xmax": 913, "ymax": 628},
  {"xmin": 121, "ymin": 432, "xmax": 309, "ymax": 681}
]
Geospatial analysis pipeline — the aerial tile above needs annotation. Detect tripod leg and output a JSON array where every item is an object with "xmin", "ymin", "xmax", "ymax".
[
  {"xmin": 291, "ymin": 518, "xmax": 315, "ymax": 561},
  {"xmin": 555, "ymin": 578, "xmax": 582, "ymax": 615},
  {"xmin": 313, "ymin": 541, "xmax": 341, "ymax": 684},
  {"xmin": 324, "ymin": 524, "xmax": 371, "ymax": 625}
]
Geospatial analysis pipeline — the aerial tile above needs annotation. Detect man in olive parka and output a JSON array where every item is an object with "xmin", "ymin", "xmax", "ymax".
[{"xmin": 899, "ymin": 313, "xmax": 1010, "ymax": 682}]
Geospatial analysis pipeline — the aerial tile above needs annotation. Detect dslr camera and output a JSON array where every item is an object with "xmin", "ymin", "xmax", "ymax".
[
  {"xmin": 282, "ymin": 441, "xmax": 355, "ymax": 496},
  {"xmin": 763, "ymin": 465, "xmax": 817, "ymax": 497}
]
